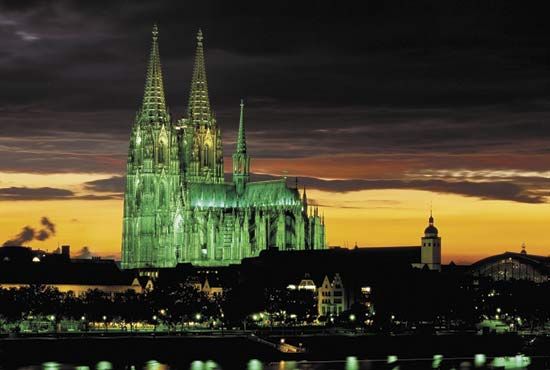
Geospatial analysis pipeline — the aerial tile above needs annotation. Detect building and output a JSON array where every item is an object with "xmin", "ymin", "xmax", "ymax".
[
  {"xmin": 121, "ymin": 26, "xmax": 326, "ymax": 269},
  {"xmin": 418, "ymin": 211, "xmax": 442, "ymax": 271},
  {"xmin": 318, "ymin": 273, "xmax": 346, "ymax": 317},
  {"xmin": 470, "ymin": 245, "xmax": 549, "ymax": 283}
]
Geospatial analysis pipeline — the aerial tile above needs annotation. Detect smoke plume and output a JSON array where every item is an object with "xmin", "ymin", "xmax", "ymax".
[
  {"xmin": 3, "ymin": 217, "xmax": 57, "ymax": 246},
  {"xmin": 74, "ymin": 246, "xmax": 93, "ymax": 259}
]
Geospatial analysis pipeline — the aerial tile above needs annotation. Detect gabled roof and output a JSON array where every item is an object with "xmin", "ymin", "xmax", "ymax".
[{"xmin": 186, "ymin": 178, "xmax": 300, "ymax": 208}]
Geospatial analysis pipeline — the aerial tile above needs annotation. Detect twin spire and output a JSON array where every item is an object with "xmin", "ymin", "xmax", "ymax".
[
  {"xmin": 140, "ymin": 24, "xmax": 169, "ymax": 124},
  {"xmin": 140, "ymin": 25, "xmax": 211, "ymax": 125},
  {"xmin": 139, "ymin": 25, "xmax": 247, "ymax": 149},
  {"xmin": 188, "ymin": 29, "xmax": 212, "ymax": 123}
]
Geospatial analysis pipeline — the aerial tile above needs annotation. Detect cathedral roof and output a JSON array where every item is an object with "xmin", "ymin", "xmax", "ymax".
[
  {"xmin": 243, "ymin": 180, "xmax": 300, "ymax": 207},
  {"xmin": 187, "ymin": 179, "xmax": 300, "ymax": 209}
]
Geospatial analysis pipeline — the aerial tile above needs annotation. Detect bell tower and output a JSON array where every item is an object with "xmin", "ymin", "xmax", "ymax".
[{"xmin": 420, "ymin": 210, "xmax": 441, "ymax": 271}]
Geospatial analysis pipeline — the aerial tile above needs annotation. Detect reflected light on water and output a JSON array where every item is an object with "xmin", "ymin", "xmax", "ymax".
[
  {"xmin": 96, "ymin": 361, "xmax": 113, "ymax": 370},
  {"xmin": 432, "ymin": 354, "xmax": 443, "ymax": 369},
  {"xmin": 248, "ymin": 359, "xmax": 263, "ymax": 370},
  {"xmin": 474, "ymin": 354, "xmax": 486, "ymax": 368},
  {"xmin": 205, "ymin": 360, "xmax": 220, "ymax": 369},
  {"xmin": 146, "ymin": 360, "xmax": 168, "ymax": 370},
  {"xmin": 189, "ymin": 360, "xmax": 220, "ymax": 370},
  {"xmin": 190, "ymin": 360, "xmax": 204, "ymax": 370},
  {"xmin": 346, "ymin": 356, "xmax": 359, "ymax": 370},
  {"xmin": 42, "ymin": 362, "xmax": 60, "ymax": 370},
  {"xmin": 276, "ymin": 360, "xmax": 296, "ymax": 370}
]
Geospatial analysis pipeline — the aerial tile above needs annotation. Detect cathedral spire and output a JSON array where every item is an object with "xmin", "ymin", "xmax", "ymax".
[
  {"xmin": 236, "ymin": 99, "xmax": 247, "ymax": 153},
  {"xmin": 140, "ymin": 24, "xmax": 169, "ymax": 124},
  {"xmin": 188, "ymin": 28, "xmax": 211, "ymax": 123},
  {"xmin": 232, "ymin": 99, "xmax": 250, "ymax": 194}
]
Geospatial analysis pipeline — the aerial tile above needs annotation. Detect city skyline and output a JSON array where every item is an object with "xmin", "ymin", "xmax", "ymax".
[{"xmin": 2, "ymin": 2, "xmax": 550, "ymax": 264}]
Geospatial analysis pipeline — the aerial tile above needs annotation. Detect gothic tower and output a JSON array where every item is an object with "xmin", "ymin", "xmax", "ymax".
[
  {"xmin": 232, "ymin": 100, "xmax": 250, "ymax": 195},
  {"xmin": 420, "ymin": 211, "xmax": 442, "ymax": 271},
  {"xmin": 179, "ymin": 29, "xmax": 224, "ymax": 184},
  {"xmin": 122, "ymin": 26, "xmax": 327, "ymax": 269},
  {"xmin": 122, "ymin": 25, "xmax": 183, "ymax": 269}
]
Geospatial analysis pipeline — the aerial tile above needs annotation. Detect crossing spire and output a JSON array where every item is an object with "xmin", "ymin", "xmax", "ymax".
[
  {"xmin": 140, "ymin": 24, "xmax": 169, "ymax": 124},
  {"xmin": 236, "ymin": 99, "xmax": 247, "ymax": 153},
  {"xmin": 188, "ymin": 28, "xmax": 211, "ymax": 123}
]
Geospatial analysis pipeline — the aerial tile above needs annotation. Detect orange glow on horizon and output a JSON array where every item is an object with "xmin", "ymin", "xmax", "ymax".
[{"xmin": 1, "ymin": 181, "xmax": 549, "ymax": 264}]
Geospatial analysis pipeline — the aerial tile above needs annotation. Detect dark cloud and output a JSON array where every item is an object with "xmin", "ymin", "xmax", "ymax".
[
  {"xmin": 0, "ymin": 187, "xmax": 74, "ymax": 200},
  {"xmin": 256, "ymin": 174, "xmax": 544, "ymax": 204},
  {"xmin": 0, "ymin": 186, "xmax": 121, "ymax": 201},
  {"xmin": 1, "ymin": 1, "xmax": 550, "ymax": 205},
  {"xmin": 83, "ymin": 176, "xmax": 125, "ymax": 193}
]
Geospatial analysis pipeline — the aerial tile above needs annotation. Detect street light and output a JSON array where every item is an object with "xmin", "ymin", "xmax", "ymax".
[{"xmin": 349, "ymin": 314, "xmax": 356, "ymax": 322}]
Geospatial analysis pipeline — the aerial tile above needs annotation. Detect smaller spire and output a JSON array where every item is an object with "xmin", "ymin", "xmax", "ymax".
[
  {"xmin": 429, "ymin": 206, "xmax": 434, "ymax": 225},
  {"xmin": 236, "ymin": 99, "xmax": 247, "ymax": 153},
  {"xmin": 521, "ymin": 242, "xmax": 527, "ymax": 254}
]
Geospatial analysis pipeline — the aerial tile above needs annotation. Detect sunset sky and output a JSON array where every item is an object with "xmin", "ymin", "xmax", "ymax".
[{"xmin": 1, "ymin": 1, "xmax": 550, "ymax": 263}]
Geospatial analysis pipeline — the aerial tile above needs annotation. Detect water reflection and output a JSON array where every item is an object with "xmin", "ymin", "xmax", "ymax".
[
  {"xmin": 189, "ymin": 360, "xmax": 221, "ymax": 370},
  {"xmin": 248, "ymin": 359, "xmax": 263, "ymax": 370},
  {"xmin": 29, "ymin": 355, "xmax": 540, "ymax": 370},
  {"xmin": 346, "ymin": 356, "xmax": 359, "ymax": 370}
]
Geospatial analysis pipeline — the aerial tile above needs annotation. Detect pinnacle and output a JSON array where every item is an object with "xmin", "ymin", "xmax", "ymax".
[
  {"xmin": 236, "ymin": 99, "xmax": 247, "ymax": 153},
  {"xmin": 140, "ymin": 24, "xmax": 169, "ymax": 125},
  {"xmin": 188, "ymin": 28, "xmax": 211, "ymax": 123}
]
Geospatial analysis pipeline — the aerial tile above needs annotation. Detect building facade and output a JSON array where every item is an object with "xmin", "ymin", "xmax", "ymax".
[
  {"xmin": 122, "ymin": 27, "xmax": 326, "ymax": 269},
  {"xmin": 318, "ymin": 273, "xmax": 346, "ymax": 317}
]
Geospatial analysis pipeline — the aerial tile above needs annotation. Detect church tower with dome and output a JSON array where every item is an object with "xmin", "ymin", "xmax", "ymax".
[{"xmin": 420, "ymin": 211, "xmax": 441, "ymax": 271}]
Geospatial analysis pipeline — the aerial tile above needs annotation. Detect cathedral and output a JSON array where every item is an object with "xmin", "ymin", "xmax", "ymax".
[{"xmin": 121, "ymin": 26, "xmax": 326, "ymax": 269}]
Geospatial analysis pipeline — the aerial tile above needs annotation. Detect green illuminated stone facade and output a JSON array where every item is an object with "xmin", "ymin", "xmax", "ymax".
[{"xmin": 122, "ymin": 27, "xmax": 326, "ymax": 269}]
